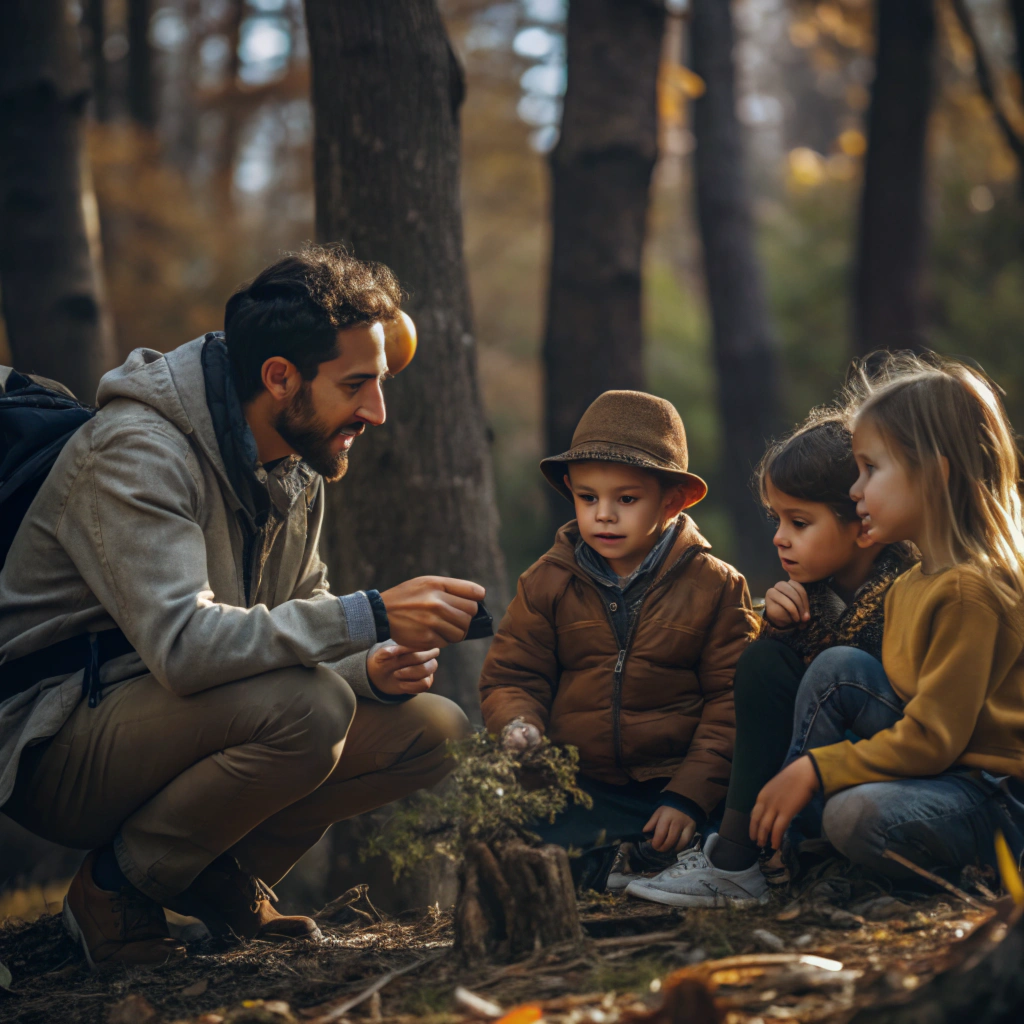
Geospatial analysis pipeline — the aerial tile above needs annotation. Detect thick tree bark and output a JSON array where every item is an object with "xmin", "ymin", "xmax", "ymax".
[
  {"xmin": 303, "ymin": 0, "xmax": 506, "ymax": 715},
  {"xmin": 0, "ymin": 0, "xmax": 117, "ymax": 402},
  {"xmin": 542, "ymin": 0, "xmax": 665, "ymax": 530},
  {"xmin": 454, "ymin": 841, "xmax": 583, "ymax": 963},
  {"xmin": 84, "ymin": 0, "xmax": 108, "ymax": 121},
  {"xmin": 127, "ymin": 0, "xmax": 155, "ymax": 128},
  {"xmin": 852, "ymin": 0, "xmax": 935, "ymax": 356},
  {"xmin": 690, "ymin": 0, "xmax": 785, "ymax": 595}
]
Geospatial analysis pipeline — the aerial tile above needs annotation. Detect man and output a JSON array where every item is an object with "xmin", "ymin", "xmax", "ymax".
[{"xmin": 0, "ymin": 247, "xmax": 484, "ymax": 967}]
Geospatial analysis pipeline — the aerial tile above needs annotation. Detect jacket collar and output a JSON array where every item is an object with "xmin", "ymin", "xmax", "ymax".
[{"xmin": 543, "ymin": 514, "xmax": 711, "ymax": 587}]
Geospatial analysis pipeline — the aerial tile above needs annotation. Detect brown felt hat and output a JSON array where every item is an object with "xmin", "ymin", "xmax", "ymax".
[{"xmin": 540, "ymin": 390, "xmax": 708, "ymax": 507}]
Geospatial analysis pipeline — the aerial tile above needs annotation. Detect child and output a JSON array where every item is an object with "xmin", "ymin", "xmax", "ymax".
[
  {"xmin": 747, "ymin": 355, "xmax": 1024, "ymax": 886},
  {"xmin": 626, "ymin": 410, "xmax": 914, "ymax": 907},
  {"xmin": 479, "ymin": 390, "xmax": 757, "ymax": 890}
]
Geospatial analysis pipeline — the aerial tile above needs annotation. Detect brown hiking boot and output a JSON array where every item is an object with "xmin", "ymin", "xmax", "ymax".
[
  {"xmin": 63, "ymin": 851, "xmax": 186, "ymax": 969},
  {"xmin": 164, "ymin": 855, "xmax": 322, "ymax": 943}
]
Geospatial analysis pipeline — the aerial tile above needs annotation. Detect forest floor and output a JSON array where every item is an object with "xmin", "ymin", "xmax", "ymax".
[{"xmin": 0, "ymin": 859, "xmax": 1006, "ymax": 1024}]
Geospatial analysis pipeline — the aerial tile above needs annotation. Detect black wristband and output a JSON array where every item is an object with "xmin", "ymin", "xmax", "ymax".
[
  {"xmin": 657, "ymin": 791, "xmax": 708, "ymax": 828},
  {"xmin": 365, "ymin": 589, "xmax": 391, "ymax": 644}
]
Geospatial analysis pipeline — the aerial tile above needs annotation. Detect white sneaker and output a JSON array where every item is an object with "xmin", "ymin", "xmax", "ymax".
[
  {"xmin": 624, "ymin": 834, "xmax": 770, "ymax": 908},
  {"xmin": 605, "ymin": 845, "xmax": 636, "ymax": 892}
]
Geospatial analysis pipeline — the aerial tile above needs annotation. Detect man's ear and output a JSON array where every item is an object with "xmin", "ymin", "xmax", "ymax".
[{"xmin": 260, "ymin": 356, "xmax": 301, "ymax": 402}]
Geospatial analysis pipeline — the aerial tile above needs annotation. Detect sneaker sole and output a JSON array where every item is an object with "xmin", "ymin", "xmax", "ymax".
[
  {"xmin": 63, "ymin": 894, "xmax": 97, "ymax": 971},
  {"xmin": 625, "ymin": 881, "xmax": 769, "ymax": 909}
]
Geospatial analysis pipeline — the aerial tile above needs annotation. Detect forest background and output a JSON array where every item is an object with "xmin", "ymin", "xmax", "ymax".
[{"xmin": 2, "ymin": 0, "xmax": 1024, "ymax": 910}]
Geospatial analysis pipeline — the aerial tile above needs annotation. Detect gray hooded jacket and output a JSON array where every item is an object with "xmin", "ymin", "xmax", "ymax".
[{"xmin": 0, "ymin": 338, "xmax": 388, "ymax": 806}]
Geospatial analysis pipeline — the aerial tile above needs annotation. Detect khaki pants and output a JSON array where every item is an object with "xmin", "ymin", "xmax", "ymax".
[{"xmin": 5, "ymin": 666, "xmax": 469, "ymax": 904}]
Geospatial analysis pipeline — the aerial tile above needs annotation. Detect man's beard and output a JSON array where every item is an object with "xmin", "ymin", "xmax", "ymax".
[{"xmin": 274, "ymin": 383, "xmax": 351, "ymax": 482}]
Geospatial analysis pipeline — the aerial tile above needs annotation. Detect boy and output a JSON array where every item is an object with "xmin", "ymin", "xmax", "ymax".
[{"xmin": 479, "ymin": 390, "xmax": 757, "ymax": 890}]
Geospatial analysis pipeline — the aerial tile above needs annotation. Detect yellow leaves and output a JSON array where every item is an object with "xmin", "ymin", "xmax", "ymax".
[
  {"xmin": 657, "ymin": 63, "xmax": 705, "ymax": 127},
  {"xmin": 995, "ymin": 829, "xmax": 1024, "ymax": 904},
  {"xmin": 838, "ymin": 129, "xmax": 867, "ymax": 157}
]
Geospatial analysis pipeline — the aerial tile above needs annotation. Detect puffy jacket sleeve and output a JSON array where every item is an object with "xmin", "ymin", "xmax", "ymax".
[
  {"xmin": 57, "ymin": 426, "xmax": 378, "ymax": 696},
  {"xmin": 479, "ymin": 567, "xmax": 561, "ymax": 736},
  {"xmin": 664, "ymin": 567, "xmax": 756, "ymax": 815}
]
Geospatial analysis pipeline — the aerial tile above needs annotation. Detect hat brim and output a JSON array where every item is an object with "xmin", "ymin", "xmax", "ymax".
[{"xmin": 540, "ymin": 444, "xmax": 708, "ymax": 509}]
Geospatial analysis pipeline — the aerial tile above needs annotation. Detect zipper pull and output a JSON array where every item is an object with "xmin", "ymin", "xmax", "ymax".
[{"xmin": 614, "ymin": 650, "xmax": 626, "ymax": 675}]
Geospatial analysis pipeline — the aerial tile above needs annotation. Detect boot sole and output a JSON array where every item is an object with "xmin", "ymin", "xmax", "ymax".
[
  {"xmin": 625, "ymin": 882, "xmax": 769, "ymax": 909},
  {"xmin": 63, "ymin": 894, "xmax": 97, "ymax": 971}
]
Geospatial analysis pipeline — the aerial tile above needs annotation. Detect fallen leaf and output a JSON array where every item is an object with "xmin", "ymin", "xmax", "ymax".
[
  {"xmin": 107, "ymin": 994, "xmax": 157, "ymax": 1024},
  {"xmin": 181, "ymin": 978, "xmax": 209, "ymax": 996},
  {"xmin": 495, "ymin": 1004, "xmax": 543, "ymax": 1024}
]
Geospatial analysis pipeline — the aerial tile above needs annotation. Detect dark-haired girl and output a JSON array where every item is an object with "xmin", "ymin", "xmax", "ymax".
[{"xmin": 626, "ymin": 412, "xmax": 914, "ymax": 908}]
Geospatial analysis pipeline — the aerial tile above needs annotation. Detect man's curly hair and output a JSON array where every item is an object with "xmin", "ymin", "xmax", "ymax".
[{"xmin": 224, "ymin": 245, "xmax": 402, "ymax": 403}]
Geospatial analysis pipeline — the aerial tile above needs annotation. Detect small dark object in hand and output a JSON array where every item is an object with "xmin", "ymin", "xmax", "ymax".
[{"xmin": 464, "ymin": 602, "xmax": 493, "ymax": 640}]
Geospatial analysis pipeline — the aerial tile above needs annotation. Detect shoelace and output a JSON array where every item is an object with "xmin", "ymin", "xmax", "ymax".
[{"xmin": 658, "ymin": 845, "xmax": 709, "ymax": 878}]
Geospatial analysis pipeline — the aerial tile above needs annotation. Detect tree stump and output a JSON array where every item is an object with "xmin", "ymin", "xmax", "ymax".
[{"xmin": 454, "ymin": 840, "xmax": 584, "ymax": 963}]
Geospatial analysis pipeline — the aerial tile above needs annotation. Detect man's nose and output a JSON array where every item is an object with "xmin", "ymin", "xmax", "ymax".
[
  {"xmin": 357, "ymin": 381, "xmax": 386, "ymax": 426},
  {"xmin": 596, "ymin": 502, "xmax": 616, "ymax": 521}
]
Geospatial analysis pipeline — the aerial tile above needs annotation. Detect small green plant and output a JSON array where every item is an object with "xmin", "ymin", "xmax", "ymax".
[{"xmin": 364, "ymin": 730, "xmax": 592, "ymax": 878}]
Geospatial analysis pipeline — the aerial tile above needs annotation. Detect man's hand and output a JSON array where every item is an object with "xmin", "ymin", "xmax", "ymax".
[
  {"xmin": 501, "ymin": 719, "xmax": 542, "ymax": 753},
  {"xmin": 750, "ymin": 755, "xmax": 820, "ymax": 851},
  {"xmin": 367, "ymin": 643, "xmax": 440, "ymax": 696},
  {"xmin": 644, "ymin": 806, "xmax": 697, "ymax": 853},
  {"xmin": 380, "ymin": 577, "xmax": 486, "ymax": 649},
  {"xmin": 765, "ymin": 579, "xmax": 811, "ymax": 628}
]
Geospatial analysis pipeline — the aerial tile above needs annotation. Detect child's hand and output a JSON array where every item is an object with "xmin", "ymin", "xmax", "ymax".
[
  {"xmin": 749, "ymin": 755, "xmax": 819, "ymax": 851},
  {"xmin": 643, "ymin": 806, "xmax": 697, "ymax": 852},
  {"xmin": 765, "ymin": 579, "xmax": 811, "ymax": 628},
  {"xmin": 502, "ymin": 719, "xmax": 542, "ymax": 753},
  {"xmin": 367, "ymin": 642, "xmax": 440, "ymax": 696}
]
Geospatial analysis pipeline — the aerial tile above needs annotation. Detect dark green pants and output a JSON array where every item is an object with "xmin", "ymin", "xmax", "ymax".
[{"xmin": 725, "ymin": 638, "xmax": 805, "ymax": 814}]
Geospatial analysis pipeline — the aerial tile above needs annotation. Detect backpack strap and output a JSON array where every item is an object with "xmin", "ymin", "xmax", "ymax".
[{"xmin": 0, "ymin": 629, "xmax": 137, "ymax": 707}]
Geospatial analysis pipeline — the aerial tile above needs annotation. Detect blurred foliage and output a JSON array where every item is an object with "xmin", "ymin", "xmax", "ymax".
[{"xmin": 363, "ymin": 731, "xmax": 592, "ymax": 878}]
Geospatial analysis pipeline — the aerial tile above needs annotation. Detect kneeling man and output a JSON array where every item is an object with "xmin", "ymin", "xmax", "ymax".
[{"xmin": 0, "ymin": 247, "xmax": 482, "ymax": 966}]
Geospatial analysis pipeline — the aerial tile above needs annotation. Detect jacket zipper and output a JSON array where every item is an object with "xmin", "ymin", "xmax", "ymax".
[{"xmin": 590, "ymin": 546, "xmax": 702, "ymax": 773}]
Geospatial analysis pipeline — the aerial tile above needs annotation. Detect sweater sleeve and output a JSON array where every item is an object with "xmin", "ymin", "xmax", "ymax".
[
  {"xmin": 810, "ymin": 593, "xmax": 1000, "ymax": 795},
  {"xmin": 664, "ymin": 569, "xmax": 755, "ymax": 815},
  {"xmin": 478, "ymin": 570, "xmax": 560, "ymax": 736}
]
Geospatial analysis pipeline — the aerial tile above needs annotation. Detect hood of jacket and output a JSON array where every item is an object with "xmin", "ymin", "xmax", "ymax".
[{"xmin": 96, "ymin": 337, "xmax": 316, "ymax": 521}]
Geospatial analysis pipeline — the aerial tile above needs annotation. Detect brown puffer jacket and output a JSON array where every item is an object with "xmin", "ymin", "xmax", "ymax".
[{"xmin": 479, "ymin": 516, "xmax": 757, "ymax": 816}]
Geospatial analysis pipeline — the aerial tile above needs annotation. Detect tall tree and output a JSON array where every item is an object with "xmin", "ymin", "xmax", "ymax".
[
  {"xmin": 852, "ymin": 0, "xmax": 935, "ymax": 356},
  {"xmin": 542, "ymin": 0, "xmax": 665, "ymax": 530},
  {"xmin": 0, "ymin": 0, "xmax": 117, "ymax": 401},
  {"xmin": 690, "ymin": 0, "xmax": 785, "ymax": 595},
  {"xmin": 303, "ymin": 0, "xmax": 506, "ymax": 715},
  {"xmin": 127, "ymin": 0, "xmax": 156, "ymax": 128}
]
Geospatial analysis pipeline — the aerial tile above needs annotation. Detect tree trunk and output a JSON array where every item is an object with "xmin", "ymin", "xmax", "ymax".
[
  {"xmin": 542, "ymin": 0, "xmax": 664, "ymax": 531},
  {"xmin": 690, "ymin": 0, "xmax": 785, "ymax": 596},
  {"xmin": 852, "ymin": 0, "xmax": 935, "ymax": 356},
  {"xmin": 303, "ymin": 0, "xmax": 506, "ymax": 715},
  {"xmin": 84, "ymin": 0, "xmax": 108, "ymax": 121},
  {"xmin": 0, "ymin": 0, "xmax": 117, "ymax": 402},
  {"xmin": 454, "ymin": 840, "xmax": 583, "ymax": 963},
  {"xmin": 127, "ymin": 0, "xmax": 155, "ymax": 128},
  {"xmin": 1010, "ymin": 1, "xmax": 1024, "ymax": 106}
]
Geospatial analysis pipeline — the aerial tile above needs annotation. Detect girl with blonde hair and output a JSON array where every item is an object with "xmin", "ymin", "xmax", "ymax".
[{"xmin": 751, "ymin": 353, "xmax": 1024, "ymax": 883}]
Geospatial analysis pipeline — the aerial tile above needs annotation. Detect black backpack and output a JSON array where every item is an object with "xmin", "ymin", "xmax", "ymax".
[{"xmin": 0, "ymin": 368, "xmax": 95, "ymax": 569}]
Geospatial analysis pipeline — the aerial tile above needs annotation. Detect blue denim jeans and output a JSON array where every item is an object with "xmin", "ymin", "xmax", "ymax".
[{"xmin": 783, "ymin": 646, "xmax": 1024, "ymax": 880}]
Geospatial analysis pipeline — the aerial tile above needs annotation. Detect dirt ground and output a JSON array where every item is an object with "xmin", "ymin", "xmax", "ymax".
[{"xmin": 0, "ymin": 861, "xmax": 1002, "ymax": 1024}]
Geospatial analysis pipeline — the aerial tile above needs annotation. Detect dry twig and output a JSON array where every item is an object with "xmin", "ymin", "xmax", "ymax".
[{"xmin": 882, "ymin": 849, "xmax": 989, "ymax": 911}]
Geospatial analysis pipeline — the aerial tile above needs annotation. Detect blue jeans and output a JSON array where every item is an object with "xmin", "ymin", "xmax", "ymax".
[{"xmin": 783, "ymin": 647, "xmax": 1024, "ymax": 880}]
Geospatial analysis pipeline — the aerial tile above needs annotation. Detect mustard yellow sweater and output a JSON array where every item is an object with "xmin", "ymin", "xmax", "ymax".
[{"xmin": 811, "ymin": 563, "xmax": 1024, "ymax": 796}]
